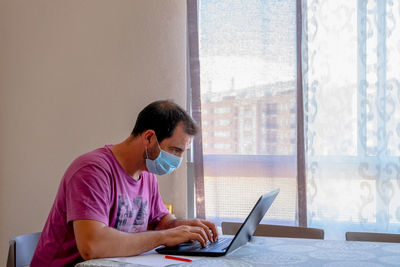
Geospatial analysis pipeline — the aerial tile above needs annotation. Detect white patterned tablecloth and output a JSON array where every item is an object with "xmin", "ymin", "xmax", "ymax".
[{"xmin": 76, "ymin": 236, "xmax": 400, "ymax": 267}]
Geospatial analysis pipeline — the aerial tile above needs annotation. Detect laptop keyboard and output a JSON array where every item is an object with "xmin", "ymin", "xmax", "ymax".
[{"xmin": 197, "ymin": 237, "xmax": 232, "ymax": 252}]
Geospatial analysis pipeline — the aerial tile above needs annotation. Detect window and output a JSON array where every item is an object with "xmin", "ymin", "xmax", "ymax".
[
  {"xmin": 189, "ymin": 0, "xmax": 400, "ymax": 239},
  {"xmin": 190, "ymin": 0, "xmax": 298, "ymax": 225}
]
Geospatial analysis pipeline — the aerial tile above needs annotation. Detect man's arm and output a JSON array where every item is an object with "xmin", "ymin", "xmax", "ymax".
[
  {"xmin": 73, "ymin": 219, "xmax": 209, "ymax": 260},
  {"xmin": 155, "ymin": 214, "xmax": 219, "ymax": 242}
]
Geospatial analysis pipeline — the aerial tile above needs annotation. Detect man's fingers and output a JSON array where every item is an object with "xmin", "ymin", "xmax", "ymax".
[
  {"xmin": 189, "ymin": 228, "xmax": 207, "ymax": 247},
  {"xmin": 164, "ymin": 226, "xmax": 207, "ymax": 247},
  {"xmin": 190, "ymin": 219, "xmax": 216, "ymax": 242},
  {"xmin": 201, "ymin": 220, "xmax": 218, "ymax": 241},
  {"xmin": 198, "ymin": 222, "xmax": 213, "ymax": 242},
  {"xmin": 195, "ymin": 220, "xmax": 218, "ymax": 242}
]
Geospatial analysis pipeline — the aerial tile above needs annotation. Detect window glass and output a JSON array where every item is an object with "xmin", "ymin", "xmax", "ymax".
[{"xmin": 199, "ymin": 0, "xmax": 297, "ymax": 224}]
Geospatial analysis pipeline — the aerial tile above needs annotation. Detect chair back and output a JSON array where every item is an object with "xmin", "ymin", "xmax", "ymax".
[
  {"xmin": 7, "ymin": 232, "xmax": 41, "ymax": 267},
  {"xmin": 346, "ymin": 231, "xmax": 400, "ymax": 243},
  {"xmin": 222, "ymin": 222, "xmax": 324, "ymax": 239}
]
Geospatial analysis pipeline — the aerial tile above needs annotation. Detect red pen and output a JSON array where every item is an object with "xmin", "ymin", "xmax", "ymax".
[{"xmin": 165, "ymin": 255, "xmax": 192, "ymax": 262}]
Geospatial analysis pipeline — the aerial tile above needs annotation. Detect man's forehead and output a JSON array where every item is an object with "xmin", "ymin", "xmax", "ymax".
[{"xmin": 169, "ymin": 123, "xmax": 193, "ymax": 147}]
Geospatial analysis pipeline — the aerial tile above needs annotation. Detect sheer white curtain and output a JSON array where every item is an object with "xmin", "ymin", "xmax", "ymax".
[{"xmin": 302, "ymin": 0, "xmax": 400, "ymax": 239}]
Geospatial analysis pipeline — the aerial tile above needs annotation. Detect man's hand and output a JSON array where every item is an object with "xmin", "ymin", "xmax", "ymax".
[
  {"xmin": 176, "ymin": 219, "xmax": 218, "ymax": 243},
  {"xmin": 156, "ymin": 215, "xmax": 218, "ymax": 246},
  {"xmin": 162, "ymin": 225, "xmax": 209, "ymax": 247}
]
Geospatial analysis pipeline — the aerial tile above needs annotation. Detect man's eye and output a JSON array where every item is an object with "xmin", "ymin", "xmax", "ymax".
[{"xmin": 173, "ymin": 149, "xmax": 183, "ymax": 155}]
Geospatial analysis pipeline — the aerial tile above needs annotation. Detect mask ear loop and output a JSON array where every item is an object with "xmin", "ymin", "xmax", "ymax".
[
  {"xmin": 155, "ymin": 136, "xmax": 161, "ymax": 150},
  {"xmin": 147, "ymin": 134, "xmax": 161, "ymax": 160}
]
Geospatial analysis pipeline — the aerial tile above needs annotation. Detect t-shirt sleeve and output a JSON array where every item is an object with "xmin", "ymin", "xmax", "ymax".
[
  {"xmin": 66, "ymin": 165, "xmax": 111, "ymax": 225},
  {"xmin": 148, "ymin": 175, "xmax": 170, "ymax": 225}
]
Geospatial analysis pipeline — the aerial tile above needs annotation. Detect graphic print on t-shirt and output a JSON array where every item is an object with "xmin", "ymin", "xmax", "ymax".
[{"xmin": 115, "ymin": 194, "xmax": 148, "ymax": 233}]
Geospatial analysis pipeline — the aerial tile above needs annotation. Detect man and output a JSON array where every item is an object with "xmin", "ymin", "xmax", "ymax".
[{"xmin": 31, "ymin": 100, "xmax": 218, "ymax": 266}]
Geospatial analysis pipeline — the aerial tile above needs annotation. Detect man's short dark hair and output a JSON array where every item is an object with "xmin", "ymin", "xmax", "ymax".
[{"xmin": 131, "ymin": 100, "xmax": 198, "ymax": 142}]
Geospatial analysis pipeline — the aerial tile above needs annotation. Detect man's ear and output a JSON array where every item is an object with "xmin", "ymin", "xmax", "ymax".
[{"xmin": 141, "ymin": 130, "xmax": 156, "ymax": 147}]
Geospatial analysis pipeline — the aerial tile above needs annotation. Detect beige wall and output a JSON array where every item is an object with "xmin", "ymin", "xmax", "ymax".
[{"xmin": 0, "ymin": 0, "xmax": 188, "ymax": 264}]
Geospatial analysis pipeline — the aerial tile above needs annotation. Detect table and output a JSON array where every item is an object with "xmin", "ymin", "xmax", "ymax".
[{"xmin": 76, "ymin": 236, "xmax": 400, "ymax": 266}]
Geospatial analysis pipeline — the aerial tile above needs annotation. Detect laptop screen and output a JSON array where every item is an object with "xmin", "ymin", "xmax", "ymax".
[{"xmin": 226, "ymin": 188, "xmax": 280, "ymax": 253}]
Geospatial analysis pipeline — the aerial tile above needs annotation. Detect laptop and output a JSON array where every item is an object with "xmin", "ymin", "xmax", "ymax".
[{"xmin": 156, "ymin": 188, "xmax": 280, "ymax": 257}]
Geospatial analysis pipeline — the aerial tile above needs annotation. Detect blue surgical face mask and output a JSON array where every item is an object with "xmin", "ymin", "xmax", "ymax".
[{"xmin": 145, "ymin": 138, "xmax": 182, "ymax": 175}]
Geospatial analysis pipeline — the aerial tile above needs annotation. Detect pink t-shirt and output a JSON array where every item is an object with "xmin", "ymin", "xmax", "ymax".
[{"xmin": 31, "ymin": 145, "xmax": 169, "ymax": 267}]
